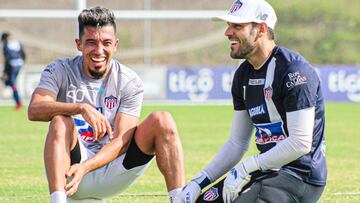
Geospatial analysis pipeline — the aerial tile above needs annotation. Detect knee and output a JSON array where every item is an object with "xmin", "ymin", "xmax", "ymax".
[
  {"xmin": 148, "ymin": 112, "xmax": 178, "ymax": 138},
  {"xmin": 48, "ymin": 115, "xmax": 74, "ymax": 138},
  {"xmin": 51, "ymin": 115, "xmax": 73, "ymax": 127}
]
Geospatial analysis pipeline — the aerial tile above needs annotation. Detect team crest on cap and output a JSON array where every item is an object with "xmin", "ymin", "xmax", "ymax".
[
  {"xmin": 203, "ymin": 187, "xmax": 219, "ymax": 201},
  {"xmin": 229, "ymin": 0, "xmax": 243, "ymax": 13},
  {"xmin": 104, "ymin": 95, "xmax": 118, "ymax": 110}
]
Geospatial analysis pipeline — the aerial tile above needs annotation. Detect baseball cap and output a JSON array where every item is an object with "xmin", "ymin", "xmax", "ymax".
[{"xmin": 214, "ymin": 0, "xmax": 277, "ymax": 29}]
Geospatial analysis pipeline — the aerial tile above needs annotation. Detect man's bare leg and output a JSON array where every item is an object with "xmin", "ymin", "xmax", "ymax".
[
  {"xmin": 134, "ymin": 112, "xmax": 185, "ymax": 191},
  {"xmin": 44, "ymin": 115, "xmax": 77, "ymax": 201}
]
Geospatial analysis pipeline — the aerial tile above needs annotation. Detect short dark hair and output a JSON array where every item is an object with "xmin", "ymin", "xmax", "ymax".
[
  {"xmin": 267, "ymin": 27, "xmax": 275, "ymax": 40},
  {"xmin": 251, "ymin": 23, "xmax": 275, "ymax": 40},
  {"xmin": 1, "ymin": 32, "xmax": 9, "ymax": 42},
  {"xmin": 78, "ymin": 6, "xmax": 116, "ymax": 38}
]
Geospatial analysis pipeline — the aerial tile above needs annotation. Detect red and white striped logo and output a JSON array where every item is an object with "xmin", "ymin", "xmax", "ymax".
[
  {"xmin": 264, "ymin": 87, "xmax": 273, "ymax": 101},
  {"xmin": 229, "ymin": 0, "xmax": 243, "ymax": 13},
  {"xmin": 203, "ymin": 187, "xmax": 219, "ymax": 201},
  {"xmin": 104, "ymin": 95, "xmax": 118, "ymax": 110}
]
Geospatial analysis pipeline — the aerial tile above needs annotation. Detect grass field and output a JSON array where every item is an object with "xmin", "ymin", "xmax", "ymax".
[{"xmin": 0, "ymin": 103, "xmax": 359, "ymax": 203}]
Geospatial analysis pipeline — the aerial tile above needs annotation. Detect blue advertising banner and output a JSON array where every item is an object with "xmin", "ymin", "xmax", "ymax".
[
  {"xmin": 166, "ymin": 67, "xmax": 235, "ymax": 101},
  {"xmin": 166, "ymin": 65, "xmax": 360, "ymax": 102},
  {"xmin": 316, "ymin": 65, "xmax": 360, "ymax": 102}
]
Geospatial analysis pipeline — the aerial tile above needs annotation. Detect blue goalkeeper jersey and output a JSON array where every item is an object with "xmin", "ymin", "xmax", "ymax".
[{"xmin": 231, "ymin": 45, "xmax": 326, "ymax": 186}]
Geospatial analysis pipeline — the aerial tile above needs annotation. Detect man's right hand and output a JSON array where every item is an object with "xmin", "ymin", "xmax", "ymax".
[
  {"xmin": 80, "ymin": 103, "xmax": 113, "ymax": 140},
  {"xmin": 65, "ymin": 163, "xmax": 87, "ymax": 196}
]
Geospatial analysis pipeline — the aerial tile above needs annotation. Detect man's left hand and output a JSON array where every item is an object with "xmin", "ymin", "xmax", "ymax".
[
  {"xmin": 175, "ymin": 171, "xmax": 211, "ymax": 203},
  {"xmin": 176, "ymin": 181, "xmax": 201, "ymax": 203},
  {"xmin": 65, "ymin": 163, "xmax": 87, "ymax": 196},
  {"xmin": 223, "ymin": 156, "xmax": 259, "ymax": 203}
]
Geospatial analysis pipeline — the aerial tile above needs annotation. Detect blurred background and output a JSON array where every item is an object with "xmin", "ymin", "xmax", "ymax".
[
  {"xmin": 1, "ymin": 0, "xmax": 359, "ymax": 104},
  {"xmin": 0, "ymin": 1, "xmax": 360, "ymax": 203}
]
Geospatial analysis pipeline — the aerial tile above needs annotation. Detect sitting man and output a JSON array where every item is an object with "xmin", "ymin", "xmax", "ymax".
[
  {"xmin": 28, "ymin": 6, "xmax": 184, "ymax": 203},
  {"xmin": 176, "ymin": 0, "xmax": 326, "ymax": 202}
]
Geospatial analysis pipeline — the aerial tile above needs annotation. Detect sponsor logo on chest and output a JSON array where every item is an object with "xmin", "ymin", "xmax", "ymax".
[
  {"xmin": 66, "ymin": 84, "xmax": 97, "ymax": 104},
  {"xmin": 73, "ymin": 116, "xmax": 96, "ymax": 142},
  {"xmin": 248, "ymin": 104, "xmax": 267, "ymax": 118},
  {"xmin": 254, "ymin": 122, "xmax": 287, "ymax": 145},
  {"xmin": 286, "ymin": 71, "xmax": 307, "ymax": 89},
  {"xmin": 249, "ymin": 78, "xmax": 265, "ymax": 86}
]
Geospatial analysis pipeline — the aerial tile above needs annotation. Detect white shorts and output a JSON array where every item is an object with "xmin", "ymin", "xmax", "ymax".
[{"xmin": 69, "ymin": 139, "xmax": 153, "ymax": 200}]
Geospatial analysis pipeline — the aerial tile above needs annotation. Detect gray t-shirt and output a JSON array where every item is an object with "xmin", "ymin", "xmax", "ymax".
[{"xmin": 37, "ymin": 56, "xmax": 143, "ymax": 152}]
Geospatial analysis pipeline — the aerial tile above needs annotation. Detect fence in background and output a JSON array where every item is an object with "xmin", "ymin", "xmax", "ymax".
[{"xmin": 0, "ymin": 0, "xmax": 225, "ymax": 65}]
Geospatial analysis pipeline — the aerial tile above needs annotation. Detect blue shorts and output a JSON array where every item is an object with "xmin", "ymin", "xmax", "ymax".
[{"xmin": 4, "ymin": 64, "xmax": 21, "ymax": 86}]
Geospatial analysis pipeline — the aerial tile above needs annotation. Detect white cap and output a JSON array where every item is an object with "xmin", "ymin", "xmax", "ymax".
[{"xmin": 214, "ymin": 0, "xmax": 277, "ymax": 29}]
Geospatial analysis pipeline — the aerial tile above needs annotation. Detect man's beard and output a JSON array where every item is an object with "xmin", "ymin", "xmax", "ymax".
[
  {"xmin": 231, "ymin": 28, "xmax": 257, "ymax": 59},
  {"xmin": 230, "ymin": 37, "xmax": 255, "ymax": 59},
  {"xmin": 89, "ymin": 68, "xmax": 106, "ymax": 79},
  {"xmin": 231, "ymin": 43, "xmax": 255, "ymax": 59}
]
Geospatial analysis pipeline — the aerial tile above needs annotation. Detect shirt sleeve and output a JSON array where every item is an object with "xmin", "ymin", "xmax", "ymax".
[
  {"xmin": 282, "ymin": 61, "xmax": 320, "ymax": 112},
  {"xmin": 118, "ymin": 76, "xmax": 144, "ymax": 117},
  {"xmin": 257, "ymin": 107, "xmax": 314, "ymax": 170},
  {"xmin": 37, "ymin": 61, "xmax": 65, "ymax": 95},
  {"xmin": 203, "ymin": 110, "xmax": 254, "ymax": 182}
]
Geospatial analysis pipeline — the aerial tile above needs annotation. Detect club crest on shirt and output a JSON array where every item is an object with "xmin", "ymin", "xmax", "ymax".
[
  {"xmin": 203, "ymin": 187, "xmax": 219, "ymax": 201},
  {"xmin": 264, "ymin": 86, "xmax": 273, "ymax": 101},
  {"xmin": 104, "ymin": 95, "xmax": 118, "ymax": 110}
]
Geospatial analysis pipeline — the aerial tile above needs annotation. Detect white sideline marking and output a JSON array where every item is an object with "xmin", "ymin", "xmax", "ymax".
[
  {"xmin": 0, "ymin": 193, "xmax": 168, "ymax": 199},
  {"xmin": 332, "ymin": 192, "xmax": 360, "ymax": 196},
  {"xmin": 122, "ymin": 193, "xmax": 168, "ymax": 196}
]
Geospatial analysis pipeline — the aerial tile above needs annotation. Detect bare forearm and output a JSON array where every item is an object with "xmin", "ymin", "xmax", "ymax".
[
  {"xmin": 77, "ymin": 113, "xmax": 137, "ymax": 175},
  {"xmin": 82, "ymin": 138, "xmax": 126, "ymax": 173},
  {"xmin": 28, "ymin": 101, "xmax": 83, "ymax": 121}
]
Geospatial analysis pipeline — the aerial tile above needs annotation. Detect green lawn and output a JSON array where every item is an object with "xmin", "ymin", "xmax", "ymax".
[{"xmin": 0, "ymin": 103, "xmax": 359, "ymax": 202}]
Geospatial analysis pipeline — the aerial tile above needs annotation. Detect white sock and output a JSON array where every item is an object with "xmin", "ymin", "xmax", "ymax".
[
  {"xmin": 50, "ymin": 191, "xmax": 67, "ymax": 203},
  {"xmin": 169, "ymin": 188, "xmax": 182, "ymax": 201}
]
